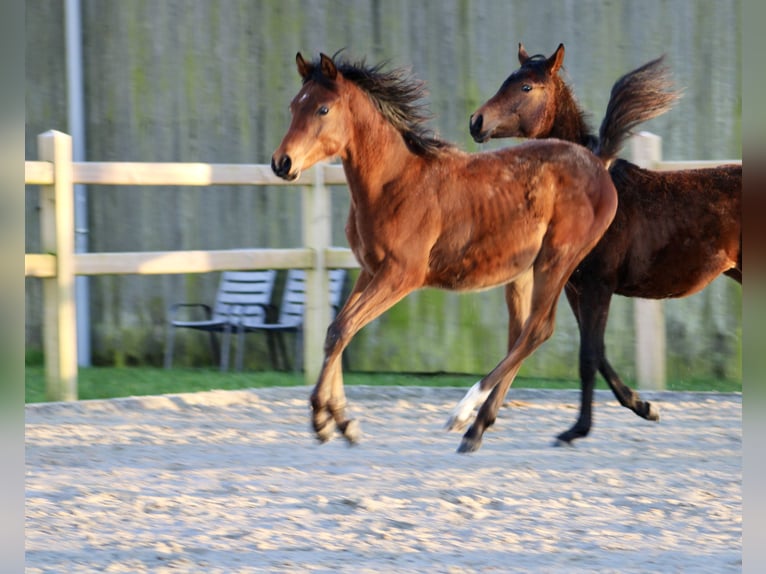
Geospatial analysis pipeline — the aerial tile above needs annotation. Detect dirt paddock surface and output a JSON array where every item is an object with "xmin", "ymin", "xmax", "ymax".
[{"xmin": 26, "ymin": 386, "xmax": 741, "ymax": 573}]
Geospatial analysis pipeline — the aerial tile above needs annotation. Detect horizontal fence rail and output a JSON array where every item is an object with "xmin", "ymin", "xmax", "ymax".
[
  {"xmin": 26, "ymin": 159, "xmax": 348, "ymax": 187},
  {"xmin": 25, "ymin": 130, "xmax": 740, "ymax": 401}
]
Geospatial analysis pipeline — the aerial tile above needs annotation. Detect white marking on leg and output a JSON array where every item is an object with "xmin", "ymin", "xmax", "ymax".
[{"xmin": 446, "ymin": 381, "xmax": 491, "ymax": 431}]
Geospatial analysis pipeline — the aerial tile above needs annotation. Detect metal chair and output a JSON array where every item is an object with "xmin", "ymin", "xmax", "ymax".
[
  {"xmin": 235, "ymin": 268, "xmax": 348, "ymax": 371},
  {"xmin": 164, "ymin": 270, "xmax": 277, "ymax": 371}
]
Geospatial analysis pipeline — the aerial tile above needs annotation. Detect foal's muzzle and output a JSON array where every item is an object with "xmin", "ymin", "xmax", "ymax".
[
  {"xmin": 469, "ymin": 113, "xmax": 489, "ymax": 143},
  {"xmin": 271, "ymin": 154, "xmax": 297, "ymax": 181}
]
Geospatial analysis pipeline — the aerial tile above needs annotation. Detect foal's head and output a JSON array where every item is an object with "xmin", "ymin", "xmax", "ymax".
[
  {"xmin": 271, "ymin": 53, "xmax": 349, "ymax": 181},
  {"xmin": 272, "ymin": 52, "xmax": 451, "ymax": 181},
  {"xmin": 469, "ymin": 43, "xmax": 568, "ymax": 143}
]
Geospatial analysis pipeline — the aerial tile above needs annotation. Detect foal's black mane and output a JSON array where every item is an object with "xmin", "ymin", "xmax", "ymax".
[{"xmin": 302, "ymin": 56, "xmax": 454, "ymax": 157}]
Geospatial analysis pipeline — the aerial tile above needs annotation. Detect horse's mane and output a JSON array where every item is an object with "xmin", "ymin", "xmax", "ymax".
[{"xmin": 302, "ymin": 55, "xmax": 454, "ymax": 157}]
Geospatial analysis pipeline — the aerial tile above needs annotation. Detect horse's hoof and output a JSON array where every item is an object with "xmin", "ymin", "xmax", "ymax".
[
  {"xmin": 445, "ymin": 415, "xmax": 468, "ymax": 432},
  {"xmin": 313, "ymin": 418, "xmax": 336, "ymax": 444},
  {"xmin": 339, "ymin": 419, "xmax": 361, "ymax": 445},
  {"xmin": 552, "ymin": 437, "xmax": 575, "ymax": 448},
  {"xmin": 554, "ymin": 428, "xmax": 585, "ymax": 446},
  {"xmin": 645, "ymin": 402, "xmax": 660, "ymax": 422},
  {"xmin": 456, "ymin": 436, "xmax": 482, "ymax": 454}
]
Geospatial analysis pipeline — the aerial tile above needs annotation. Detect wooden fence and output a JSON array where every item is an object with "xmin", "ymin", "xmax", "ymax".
[{"xmin": 25, "ymin": 130, "xmax": 740, "ymax": 401}]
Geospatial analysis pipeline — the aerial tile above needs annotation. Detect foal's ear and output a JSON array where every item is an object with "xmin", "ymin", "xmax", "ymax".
[
  {"xmin": 319, "ymin": 53, "xmax": 338, "ymax": 80},
  {"xmin": 296, "ymin": 52, "xmax": 311, "ymax": 79},
  {"xmin": 546, "ymin": 43, "xmax": 565, "ymax": 75},
  {"xmin": 518, "ymin": 42, "xmax": 531, "ymax": 64}
]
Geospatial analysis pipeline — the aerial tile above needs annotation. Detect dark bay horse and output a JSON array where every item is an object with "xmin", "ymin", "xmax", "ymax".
[
  {"xmin": 272, "ymin": 52, "xmax": 619, "ymax": 452},
  {"xmin": 469, "ymin": 43, "xmax": 742, "ymax": 445}
]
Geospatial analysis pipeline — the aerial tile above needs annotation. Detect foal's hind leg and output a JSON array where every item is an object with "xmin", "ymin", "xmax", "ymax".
[
  {"xmin": 458, "ymin": 293, "xmax": 559, "ymax": 453},
  {"xmin": 446, "ymin": 271, "xmax": 532, "ymax": 432},
  {"xmin": 458, "ymin": 263, "xmax": 568, "ymax": 453}
]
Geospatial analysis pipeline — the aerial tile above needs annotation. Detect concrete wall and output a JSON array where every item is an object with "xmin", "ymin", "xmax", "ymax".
[{"xmin": 25, "ymin": 0, "xmax": 741, "ymax": 381}]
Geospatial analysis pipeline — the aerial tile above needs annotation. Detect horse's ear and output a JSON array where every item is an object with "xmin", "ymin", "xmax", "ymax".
[
  {"xmin": 547, "ymin": 43, "xmax": 565, "ymax": 75},
  {"xmin": 518, "ymin": 42, "xmax": 530, "ymax": 64},
  {"xmin": 296, "ymin": 52, "xmax": 311, "ymax": 79},
  {"xmin": 319, "ymin": 53, "xmax": 338, "ymax": 80}
]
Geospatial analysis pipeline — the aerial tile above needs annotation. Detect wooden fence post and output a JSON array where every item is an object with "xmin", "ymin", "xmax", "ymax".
[
  {"xmin": 38, "ymin": 130, "xmax": 78, "ymax": 401},
  {"xmin": 301, "ymin": 164, "xmax": 332, "ymax": 385},
  {"xmin": 630, "ymin": 132, "xmax": 666, "ymax": 390}
]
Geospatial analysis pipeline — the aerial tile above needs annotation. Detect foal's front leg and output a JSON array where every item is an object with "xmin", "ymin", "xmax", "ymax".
[
  {"xmin": 310, "ymin": 357, "xmax": 347, "ymax": 443},
  {"xmin": 311, "ymin": 271, "xmax": 370, "ymax": 443},
  {"xmin": 310, "ymin": 266, "xmax": 420, "ymax": 444}
]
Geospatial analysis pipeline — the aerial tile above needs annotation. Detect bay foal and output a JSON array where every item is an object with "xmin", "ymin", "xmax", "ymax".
[
  {"xmin": 272, "ymin": 52, "xmax": 619, "ymax": 452},
  {"xmin": 469, "ymin": 44, "xmax": 741, "ymax": 444}
]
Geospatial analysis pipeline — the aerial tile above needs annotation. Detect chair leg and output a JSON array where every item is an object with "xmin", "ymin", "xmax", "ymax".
[
  {"xmin": 265, "ymin": 333, "xmax": 280, "ymax": 371},
  {"xmin": 275, "ymin": 332, "xmax": 291, "ymax": 371},
  {"xmin": 164, "ymin": 326, "xmax": 176, "ymax": 369},
  {"xmin": 208, "ymin": 331, "xmax": 220, "ymax": 367},
  {"xmin": 235, "ymin": 327, "xmax": 246, "ymax": 372},
  {"xmin": 220, "ymin": 326, "xmax": 232, "ymax": 372},
  {"xmin": 293, "ymin": 331, "xmax": 303, "ymax": 372}
]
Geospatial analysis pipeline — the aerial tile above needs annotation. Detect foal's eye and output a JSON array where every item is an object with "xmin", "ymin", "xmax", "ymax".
[
  {"xmin": 317, "ymin": 105, "xmax": 330, "ymax": 116},
  {"xmin": 521, "ymin": 84, "xmax": 532, "ymax": 93}
]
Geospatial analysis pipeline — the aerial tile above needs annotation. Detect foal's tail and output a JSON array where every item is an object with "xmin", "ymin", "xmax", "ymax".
[{"xmin": 593, "ymin": 56, "xmax": 682, "ymax": 167}]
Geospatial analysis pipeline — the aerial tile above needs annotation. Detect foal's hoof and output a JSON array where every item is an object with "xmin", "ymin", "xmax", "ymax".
[
  {"xmin": 554, "ymin": 428, "xmax": 586, "ymax": 446},
  {"xmin": 338, "ymin": 419, "xmax": 361, "ymax": 445},
  {"xmin": 313, "ymin": 417, "xmax": 337, "ymax": 444},
  {"xmin": 456, "ymin": 435, "xmax": 482, "ymax": 454},
  {"xmin": 644, "ymin": 402, "xmax": 660, "ymax": 422},
  {"xmin": 552, "ymin": 437, "xmax": 576, "ymax": 448}
]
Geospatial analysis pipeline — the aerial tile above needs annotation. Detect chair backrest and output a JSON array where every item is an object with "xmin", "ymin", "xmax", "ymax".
[
  {"xmin": 328, "ymin": 268, "xmax": 347, "ymax": 310},
  {"xmin": 212, "ymin": 270, "xmax": 278, "ymax": 324},
  {"xmin": 277, "ymin": 268, "xmax": 348, "ymax": 327}
]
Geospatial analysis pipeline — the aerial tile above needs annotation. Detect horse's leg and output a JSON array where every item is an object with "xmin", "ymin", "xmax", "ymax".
[
  {"xmin": 458, "ymin": 286, "xmax": 559, "ymax": 453},
  {"xmin": 311, "ymin": 266, "xmax": 420, "ymax": 444},
  {"xmin": 597, "ymin": 356, "xmax": 660, "ymax": 421},
  {"xmin": 446, "ymin": 270, "xmax": 533, "ymax": 431},
  {"xmin": 556, "ymin": 283, "xmax": 659, "ymax": 445},
  {"xmin": 458, "ymin": 260, "xmax": 571, "ymax": 453},
  {"xmin": 310, "ymin": 270, "xmax": 371, "ymax": 443},
  {"xmin": 555, "ymin": 283, "xmax": 595, "ymax": 444},
  {"xmin": 555, "ymin": 282, "xmax": 602, "ymax": 445},
  {"xmin": 588, "ymin": 290, "xmax": 658, "ymax": 426}
]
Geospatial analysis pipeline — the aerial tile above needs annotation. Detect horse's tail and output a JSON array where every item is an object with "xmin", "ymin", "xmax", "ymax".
[{"xmin": 593, "ymin": 56, "xmax": 682, "ymax": 167}]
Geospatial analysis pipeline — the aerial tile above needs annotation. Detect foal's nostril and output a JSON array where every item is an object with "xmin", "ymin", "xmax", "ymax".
[
  {"xmin": 271, "ymin": 154, "xmax": 292, "ymax": 178},
  {"xmin": 281, "ymin": 155, "xmax": 292, "ymax": 175},
  {"xmin": 469, "ymin": 114, "xmax": 483, "ymax": 137}
]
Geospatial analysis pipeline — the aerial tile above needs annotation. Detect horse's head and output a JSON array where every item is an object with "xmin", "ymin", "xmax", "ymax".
[
  {"xmin": 272, "ymin": 53, "xmax": 350, "ymax": 181},
  {"xmin": 469, "ymin": 43, "xmax": 565, "ymax": 143}
]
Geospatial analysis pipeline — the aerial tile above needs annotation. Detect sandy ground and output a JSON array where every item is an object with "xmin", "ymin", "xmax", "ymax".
[{"xmin": 26, "ymin": 386, "xmax": 741, "ymax": 573}]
